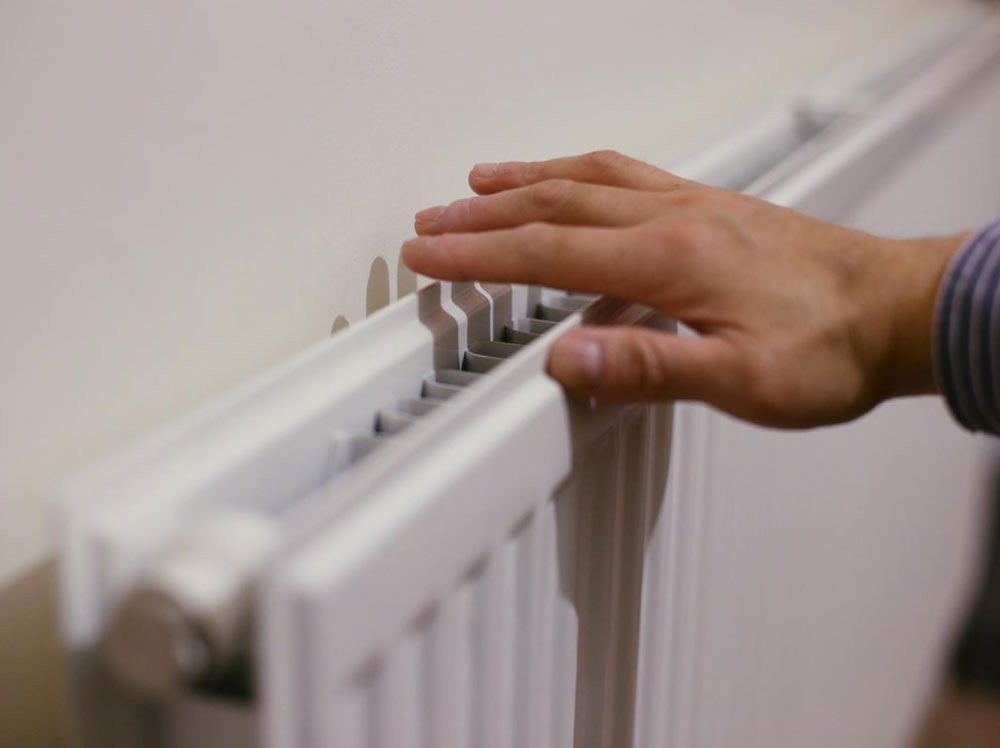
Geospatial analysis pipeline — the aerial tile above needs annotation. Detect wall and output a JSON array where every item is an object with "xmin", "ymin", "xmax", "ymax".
[{"xmin": 0, "ymin": 1, "xmax": 978, "ymax": 745}]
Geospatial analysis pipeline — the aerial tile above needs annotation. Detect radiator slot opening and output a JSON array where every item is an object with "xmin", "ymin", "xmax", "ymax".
[
  {"xmin": 534, "ymin": 303, "xmax": 574, "ymax": 322},
  {"xmin": 430, "ymin": 369, "xmax": 482, "ymax": 387},
  {"xmin": 468, "ymin": 340, "xmax": 524, "ymax": 359},
  {"xmin": 463, "ymin": 351, "xmax": 505, "ymax": 373}
]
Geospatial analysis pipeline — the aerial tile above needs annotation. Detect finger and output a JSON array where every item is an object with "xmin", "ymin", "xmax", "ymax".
[
  {"xmin": 414, "ymin": 180, "xmax": 675, "ymax": 235},
  {"xmin": 547, "ymin": 326, "xmax": 735, "ymax": 404},
  {"xmin": 468, "ymin": 150, "xmax": 685, "ymax": 195},
  {"xmin": 402, "ymin": 222, "xmax": 674, "ymax": 300}
]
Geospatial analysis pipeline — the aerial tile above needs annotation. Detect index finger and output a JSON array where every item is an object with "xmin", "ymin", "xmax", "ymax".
[
  {"xmin": 469, "ymin": 150, "xmax": 686, "ymax": 195},
  {"xmin": 401, "ymin": 221, "xmax": 679, "ymax": 303}
]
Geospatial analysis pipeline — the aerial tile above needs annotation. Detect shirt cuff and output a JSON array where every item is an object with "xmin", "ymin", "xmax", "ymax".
[{"xmin": 934, "ymin": 218, "xmax": 1000, "ymax": 434}]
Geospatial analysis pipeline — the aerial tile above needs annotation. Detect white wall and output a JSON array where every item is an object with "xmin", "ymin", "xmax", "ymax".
[{"xmin": 0, "ymin": 1, "xmax": 976, "ymax": 745}]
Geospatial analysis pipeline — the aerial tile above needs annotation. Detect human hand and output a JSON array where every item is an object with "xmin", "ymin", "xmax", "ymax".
[{"xmin": 402, "ymin": 151, "xmax": 963, "ymax": 428}]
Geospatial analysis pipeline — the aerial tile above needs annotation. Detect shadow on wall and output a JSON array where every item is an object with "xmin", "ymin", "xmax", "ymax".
[
  {"xmin": 366, "ymin": 257, "xmax": 390, "ymax": 316},
  {"xmin": 397, "ymin": 253, "xmax": 418, "ymax": 299},
  {"xmin": 331, "ymin": 315, "xmax": 349, "ymax": 335},
  {"xmin": 332, "ymin": 255, "xmax": 419, "ymax": 334},
  {"xmin": 0, "ymin": 561, "xmax": 67, "ymax": 748}
]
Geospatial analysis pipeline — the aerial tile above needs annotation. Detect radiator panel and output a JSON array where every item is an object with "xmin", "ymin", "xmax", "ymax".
[{"xmin": 263, "ymin": 360, "xmax": 676, "ymax": 747}]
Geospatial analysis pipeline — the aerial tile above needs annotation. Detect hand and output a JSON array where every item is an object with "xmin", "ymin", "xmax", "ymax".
[{"xmin": 401, "ymin": 150, "xmax": 964, "ymax": 428}]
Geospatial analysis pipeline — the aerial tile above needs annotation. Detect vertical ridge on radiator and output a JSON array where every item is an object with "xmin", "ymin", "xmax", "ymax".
[
  {"xmin": 425, "ymin": 584, "xmax": 474, "ymax": 748},
  {"xmin": 663, "ymin": 404, "xmax": 695, "ymax": 748},
  {"xmin": 688, "ymin": 407, "xmax": 714, "ymax": 748},
  {"xmin": 663, "ymin": 404, "xmax": 712, "ymax": 748},
  {"xmin": 512, "ymin": 512, "xmax": 541, "ymax": 748},
  {"xmin": 541, "ymin": 496, "xmax": 577, "ymax": 748},
  {"xmin": 551, "ymin": 492, "xmax": 579, "ymax": 748},
  {"xmin": 478, "ymin": 543, "xmax": 517, "ymax": 748},
  {"xmin": 569, "ymin": 456, "xmax": 596, "ymax": 743},
  {"xmin": 373, "ymin": 632, "xmax": 421, "ymax": 748},
  {"xmin": 692, "ymin": 408, "xmax": 723, "ymax": 748},
  {"xmin": 599, "ymin": 424, "xmax": 626, "ymax": 748},
  {"xmin": 331, "ymin": 673, "xmax": 373, "ymax": 748},
  {"xmin": 630, "ymin": 404, "xmax": 673, "ymax": 748},
  {"xmin": 611, "ymin": 410, "xmax": 653, "ymax": 748},
  {"xmin": 572, "ymin": 430, "xmax": 622, "ymax": 746},
  {"xmin": 468, "ymin": 561, "xmax": 489, "ymax": 748},
  {"xmin": 532, "ymin": 502, "xmax": 559, "ymax": 748},
  {"xmin": 632, "ymin": 404, "xmax": 688, "ymax": 748}
]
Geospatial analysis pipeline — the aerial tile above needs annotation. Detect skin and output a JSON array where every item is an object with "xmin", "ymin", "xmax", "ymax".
[{"xmin": 401, "ymin": 150, "xmax": 966, "ymax": 429}]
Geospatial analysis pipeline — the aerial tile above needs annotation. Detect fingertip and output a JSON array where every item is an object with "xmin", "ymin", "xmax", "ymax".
[
  {"xmin": 400, "ymin": 236, "xmax": 436, "ymax": 272},
  {"xmin": 400, "ymin": 240, "xmax": 417, "ymax": 271},
  {"xmin": 413, "ymin": 205, "xmax": 446, "ymax": 234},
  {"xmin": 470, "ymin": 162, "xmax": 499, "ymax": 180},
  {"xmin": 469, "ymin": 162, "xmax": 506, "ymax": 194}
]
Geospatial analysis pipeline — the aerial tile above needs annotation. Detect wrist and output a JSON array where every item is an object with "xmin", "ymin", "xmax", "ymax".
[{"xmin": 870, "ymin": 233, "xmax": 967, "ymax": 401}]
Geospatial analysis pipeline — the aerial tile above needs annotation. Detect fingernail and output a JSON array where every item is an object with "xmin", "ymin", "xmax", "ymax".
[
  {"xmin": 471, "ymin": 162, "xmax": 499, "ymax": 178},
  {"xmin": 402, "ymin": 235, "xmax": 436, "ymax": 254},
  {"xmin": 553, "ymin": 333, "xmax": 602, "ymax": 385},
  {"xmin": 414, "ymin": 205, "xmax": 446, "ymax": 225}
]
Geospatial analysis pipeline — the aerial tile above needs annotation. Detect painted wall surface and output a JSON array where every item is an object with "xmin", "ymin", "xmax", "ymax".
[{"xmin": 0, "ymin": 1, "xmax": 978, "ymax": 745}]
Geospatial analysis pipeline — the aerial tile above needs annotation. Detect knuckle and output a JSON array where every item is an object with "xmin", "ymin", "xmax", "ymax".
[
  {"xmin": 434, "ymin": 236, "xmax": 475, "ymax": 282},
  {"xmin": 616, "ymin": 334, "xmax": 668, "ymax": 396},
  {"xmin": 530, "ymin": 179, "xmax": 574, "ymax": 214},
  {"xmin": 661, "ymin": 171, "xmax": 691, "ymax": 190},
  {"xmin": 659, "ymin": 217, "xmax": 721, "ymax": 256},
  {"xmin": 462, "ymin": 195, "xmax": 487, "ymax": 224},
  {"xmin": 644, "ymin": 220, "xmax": 698, "ymax": 257},
  {"xmin": 515, "ymin": 222, "xmax": 558, "ymax": 268},
  {"xmin": 522, "ymin": 160, "xmax": 544, "ymax": 182},
  {"xmin": 584, "ymin": 149, "xmax": 627, "ymax": 173},
  {"xmin": 660, "ymin": 185, "xmax": 704, "ymax": 209}
]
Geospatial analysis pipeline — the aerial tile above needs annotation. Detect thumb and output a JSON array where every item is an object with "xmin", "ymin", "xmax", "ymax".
[{"xmin": 546, "ymin": 325, "xmax": 732, "ymax": 403}]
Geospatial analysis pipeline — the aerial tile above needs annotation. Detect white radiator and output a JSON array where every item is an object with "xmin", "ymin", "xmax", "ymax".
[{"xmin": 57, "ymin": 12, "xmax": 1000, "ymax": 748}]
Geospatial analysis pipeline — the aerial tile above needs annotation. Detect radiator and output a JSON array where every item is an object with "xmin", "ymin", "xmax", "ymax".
[
  {"xmin": 57, "ymin": 12, "xmax": 1000, "ymax": 748},
  {"xmin": 60, "ymin": 284, "xmax": 675, "ymax": 748}
]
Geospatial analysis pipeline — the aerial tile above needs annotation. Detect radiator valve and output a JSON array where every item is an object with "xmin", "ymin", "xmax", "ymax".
[{"xmin": 100, "ymin": 509, "xmax": 279, "ymax": 700}]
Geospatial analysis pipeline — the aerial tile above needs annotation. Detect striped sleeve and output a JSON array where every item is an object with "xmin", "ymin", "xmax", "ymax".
[{"xmin": 934, "ymin": 218, "xmax": 1000, "ymax": 434}]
